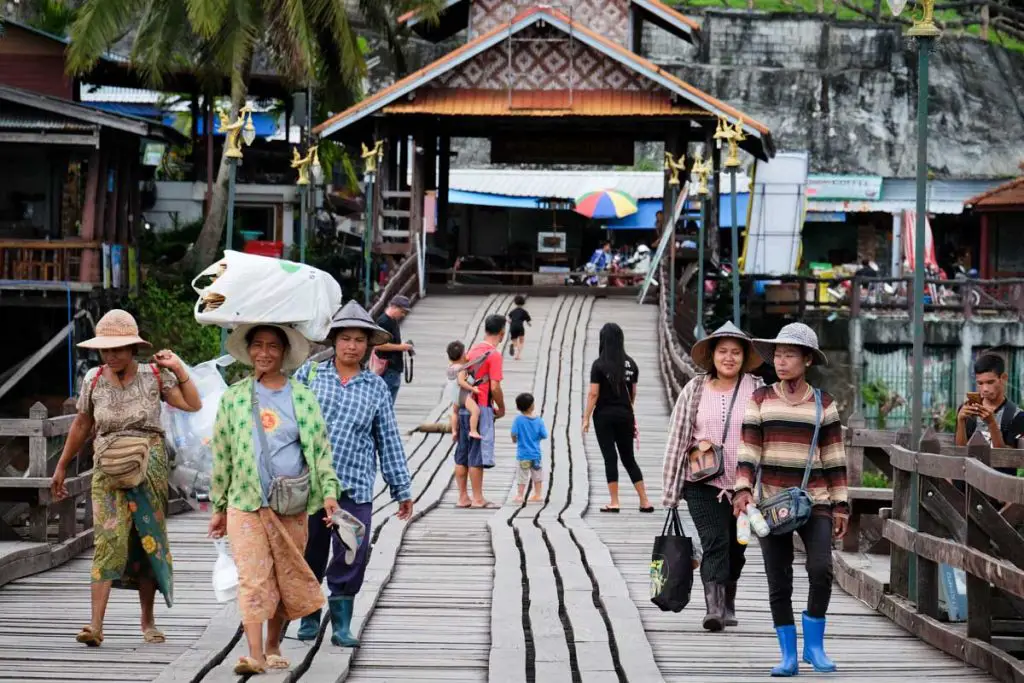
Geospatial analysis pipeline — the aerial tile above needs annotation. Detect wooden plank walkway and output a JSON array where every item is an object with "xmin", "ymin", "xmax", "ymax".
[
  {"xmin": 0, "ymin": 292, "xmax": 1005, "ymax": 683},
  {"xmin": 580, "ymin": 297, "xmax": 997, "ymax": 682}
]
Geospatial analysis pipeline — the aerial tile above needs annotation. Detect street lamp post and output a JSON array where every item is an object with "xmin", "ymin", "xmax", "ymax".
[
  {"xmin": 691, "ymin": 151, "xmax": 714, "ymax": 340},
  {"xmin": 887, "ymin": 0, "xmax": 940, "ymax": 605},
  {"xmin": 715, "ymin": 116, "xmax": 746, "ymax": 327},
  {"xmin": 291, "ymin": 145, "xmax": 323, "ymax": 264},
  {"xmin": 665, "ymin": 151, "xmax": 686, "ymax": 328},
  {"xmin": 361, "ymin": 141, "xmax": 384, "ymax": 309},
  {"xmin": 217, "ymin": 104, "xmax": 256, "ymax": 353}
]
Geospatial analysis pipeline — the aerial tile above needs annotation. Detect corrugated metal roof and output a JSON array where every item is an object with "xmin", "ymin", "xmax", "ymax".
[
  {"xmin": 79, "ymin": 85, "xmax": 163, "ymax": 104},
  {"xmin": 964, "ymin": 176, "xmax": 1024, "ymax": 209},
  {"xmin": 383, "ymin": 89, "xmax": 703, "ymax": 117},
  {"xmin": 448, "ymin": 168, "xmax": 750, "ymax": 200},
  {"xmin": 808, "ymin": 178, "xmax": 1009, "ymax": 215},
  {"xmin": 0, "ymin": 111, "xmax": 94, "ymax": 131}
]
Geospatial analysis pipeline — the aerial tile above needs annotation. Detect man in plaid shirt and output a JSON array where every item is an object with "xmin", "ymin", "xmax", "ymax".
[{"xmin": 293, "ymin": 301, "xmax": 412, "ymax": 648}]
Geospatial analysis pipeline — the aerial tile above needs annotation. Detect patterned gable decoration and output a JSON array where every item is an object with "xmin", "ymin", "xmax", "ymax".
[
  {"xmin": 431, "ymin": 23, "xmax": 660, "ymax": 92},
  {"xmin": 470, "ymin": 0, "xmax": 630, "ymax": 45}
]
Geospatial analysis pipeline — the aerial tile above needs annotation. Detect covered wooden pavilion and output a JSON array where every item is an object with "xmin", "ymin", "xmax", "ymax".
[
  {"xmin": 313, "ymin": 2, "xmax": 774, "ymax": 263},
  {"xmin": 965, "ymin": 176, "xmax": 1024, "ymax": 278}
]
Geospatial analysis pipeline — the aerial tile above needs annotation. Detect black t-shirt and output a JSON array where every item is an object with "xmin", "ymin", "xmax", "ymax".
[
  {"xmin": 508, "ymin": 308, "xmax": 531, "ymax": 331},
  {"xmin": 376, "ymin": 313, "xmax": 403, "ymax": 373},
  {"xmin": 590, "ymin": 355, "xmax": 638, "ymax": 417}
]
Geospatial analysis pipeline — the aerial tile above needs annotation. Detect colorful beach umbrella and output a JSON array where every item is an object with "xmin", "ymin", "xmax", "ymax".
[{"xmin": 573, "ymin": 189, "xmax": 638, "ymax": 220}]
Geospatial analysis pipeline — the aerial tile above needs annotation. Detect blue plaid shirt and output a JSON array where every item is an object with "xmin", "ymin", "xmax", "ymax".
[{"xmin": 294, "ymin": 360, "xmax": 411, "ymax": 504}]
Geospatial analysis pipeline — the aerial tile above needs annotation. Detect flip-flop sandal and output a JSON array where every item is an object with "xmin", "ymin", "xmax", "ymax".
[
  {"xmin": 600, "ymin": 506, "xmax": 621, "ymax": 513},
  {"xmin": 455, "ymin": 502, "xmax": 472, "ymax": 509},
  {"xmin": 143, "ymin": 627, "xmax": 166, "ymax": 643},
  {"xmin": 234, "ymin": 656, "xmax": 266, "ymax": 675},
  {"xmin": 639, "ymin": 507, "xmax": 655, "ymax": 513},
  {"xmin": 470, "ymin": 501, "xmax": 499, "ymax": 509},
  {"xmin": 76, "ymin": 626, "xmax": 103, "ymax": 647},
  {"xmin": 266, "ymin": 654, "xmax": 290, "ymax": 669}
]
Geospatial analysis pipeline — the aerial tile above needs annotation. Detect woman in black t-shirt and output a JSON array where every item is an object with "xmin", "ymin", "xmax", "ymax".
[{"xmin": 582, "ymin": 323, "xmax": 653, "ymax": 513}]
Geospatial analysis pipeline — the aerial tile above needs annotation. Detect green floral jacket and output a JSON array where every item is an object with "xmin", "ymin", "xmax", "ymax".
[{"xmin": 210, "ymin": 377, "xmax": 340, "ymax": 514}]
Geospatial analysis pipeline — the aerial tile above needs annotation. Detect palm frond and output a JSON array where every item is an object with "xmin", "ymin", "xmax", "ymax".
[
  {"xmin": 312, "ymin": 0, "xmax": 365, "ymax": 107},
  {"xmin": 129, "ymin": 1, "xmax": 193, "ymax": 87},
  {"xmin": 66, "ymin": 0, "xmax": 147, "ymax": 75},
  {"xmin": 185, "ymin": 0, "xmax": 231, "ymax": 40}
]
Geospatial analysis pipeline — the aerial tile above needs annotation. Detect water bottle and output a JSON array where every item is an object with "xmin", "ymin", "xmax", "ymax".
[
  {"xmin": 736, "ymin": 512, "xmax": 751, "ymax": 546},
  {"xmin": 746, "ymin": 503, "xmax": 770, "ymax": 538}
]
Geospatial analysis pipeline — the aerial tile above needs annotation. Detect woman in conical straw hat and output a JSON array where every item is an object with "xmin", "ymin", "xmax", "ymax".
[
  {"xmin": 731, "ymin": 322, "xmax": 849, "ymax": 677},
  {"xmin": 51, "ymin": 309, "xmax": 202, "ymax": 647},
  {"xmin": 662, "ymin": 321, "xmax": 763, "ymax": 633},
  {"xmin": 208, "ymin": 323, "xmax": 341, "ymax": 674}
]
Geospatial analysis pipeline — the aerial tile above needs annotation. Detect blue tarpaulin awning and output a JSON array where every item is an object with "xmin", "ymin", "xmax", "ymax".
[{"xmin": 448, "ymin": 189, "xmax": 542, "ymax": 208}]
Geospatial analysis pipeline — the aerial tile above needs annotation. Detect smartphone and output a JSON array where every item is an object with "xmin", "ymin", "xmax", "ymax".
[{"xmin": 966, "ymin": 391, "xmax": 982, "ymax": 405}]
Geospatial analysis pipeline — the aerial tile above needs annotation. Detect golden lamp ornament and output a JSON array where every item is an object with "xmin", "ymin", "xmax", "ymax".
[
  {"xmin": 291, "ymin": 145, "xmax": 322, "ymax": 186},
  {"xmin": 691, "ymin": 151, "xmax": 713, "ymax": 197},
  {"xmin": 664, "ymin": 151, "xmax": 686, "ymax": 186},
  {"xmin": 218, "ymin": 104, "xmax": 256, "ymax": 159},
  {"xmin": 361, "ymin": 140, "xmax": 385, "ymax": 174},
  {"xmin": 714, "ymin": 115, "xmax": 746, "ymax": 169}
]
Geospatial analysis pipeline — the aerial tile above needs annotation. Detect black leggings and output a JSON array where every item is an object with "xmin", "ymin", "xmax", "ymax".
[
  {"xmin": 760, "ymin": 510, "xmax": 834, "ymax": 627},
  {"xmin": 593, "ymin": 413, "xmax": 644, "ymax": 484}
]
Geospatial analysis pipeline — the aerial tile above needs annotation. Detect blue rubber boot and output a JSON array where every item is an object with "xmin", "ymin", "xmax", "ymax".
[
  {"xmin": 801, "ymin": 612, "xmax": 837, "ymax": 672},
  {"xmin": 328, "ymin": 596, "xmax": 359, "ymax": 647},
  {"xmin": 771, "ymin": 625, "xmax": 799, "ymax": 677},
  {"xmin": 296, "ymin": 610, "xmax": 321, "ymax": 641}
]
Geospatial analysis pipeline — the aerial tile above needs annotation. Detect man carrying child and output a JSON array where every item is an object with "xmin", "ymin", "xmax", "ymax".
[
  {"xmin": 511, "ymin": 393, "xmax": 547, "ymax": 503},
  {"xmin": 446, "ymin": 341, "xmax": 484, "ymax": 440}
]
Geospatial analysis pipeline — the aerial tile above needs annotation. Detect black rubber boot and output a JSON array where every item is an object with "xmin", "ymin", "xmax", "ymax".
[
  {"xmin": 724, "ymin": 582, "xmax": 738, "ymax": 626},
  {"xmin": 702, "ymin": 583, "xmax": 726, "ymax": 632}
]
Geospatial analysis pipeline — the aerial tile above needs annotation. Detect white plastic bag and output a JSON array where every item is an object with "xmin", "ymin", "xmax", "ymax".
[
  {"xmin": 162, "ymin": 356, "xmax": 232, "ymax": 477},
  {"xmin": 212, "ymin": 538, "xmax": 239, "ymax": 603},
  {"xmin": 192, "ymin": 250, "xmax": 341, "ymax": 341}
]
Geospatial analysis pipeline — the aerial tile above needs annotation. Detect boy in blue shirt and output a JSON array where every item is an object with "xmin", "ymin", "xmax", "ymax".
[{"xmin": 510, "ymin": 392, "xmax": 547, "ymax": 503}]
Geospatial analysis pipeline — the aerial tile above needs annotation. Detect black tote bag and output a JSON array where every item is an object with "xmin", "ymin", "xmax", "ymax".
[{"xmin": 650, "ymin": 508, "xmax": 696, "ymax": 612}]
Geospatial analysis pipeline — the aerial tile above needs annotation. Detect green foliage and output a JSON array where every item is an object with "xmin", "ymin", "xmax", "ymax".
[
  {"xmin": 934, "ymin": 406, "xmax": 958, "ymax": 433},
  {"xmin": 137, "ymin": 218, "xmax": 204, "ymax": 266},
  {"xmin": 130, "ymin": 280, "xmax": 220, "ymax": 366},
  {"xmin": 861, "ymin": 379, "xmax": 905, "ymax": 429},
  {"xmin": 24, "ymin": 0, "xmax": 77, "ymax": 36},
  {"xmin": 862, "ymin": 470, "xmax": 890, "ymax": 489}
]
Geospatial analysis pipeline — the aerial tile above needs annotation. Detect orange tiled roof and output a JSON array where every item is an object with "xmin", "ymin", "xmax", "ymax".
[
  {"xmin": 964, "ymin": 176, "xmax": 1024, "ymax": 210},
  {"xmin": 316, "ymin": 5, "xmax": 772, "ymax": 154},
  {"xmin": 383, "ymin": 89, "xmax": 704, "ymax": 116}
]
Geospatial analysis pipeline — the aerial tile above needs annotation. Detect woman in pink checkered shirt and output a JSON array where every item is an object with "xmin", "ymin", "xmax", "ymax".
[{"xmin": 661, "ymin": 321, "xmax": 763, "ymax": 633}]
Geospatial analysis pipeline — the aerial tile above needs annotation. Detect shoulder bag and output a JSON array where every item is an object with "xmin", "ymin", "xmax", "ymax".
[
  {"xmin": 252, "ymin": 380, "xmax": 310, "ymax": 516},
  {"xmin": 92, "ymin": 364, "xmax": 162, "ymax": 489},
  {"xmin": 686, "ymin": 379, "xmax": 743, "ymax": 484},
  {"xmin": 755, "ymin": 388, "xmax": 822, "ymax": 535}
]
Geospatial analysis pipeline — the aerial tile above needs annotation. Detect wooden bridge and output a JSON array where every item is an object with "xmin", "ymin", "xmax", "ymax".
[{"xmin": 0, "ymin": 286, "xmax": 1016, "ymax": 682}]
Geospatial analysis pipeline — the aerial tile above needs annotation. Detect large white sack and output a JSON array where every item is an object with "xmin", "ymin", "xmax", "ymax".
[{"xmin": 192, "ymin": 251, "xmax": 341, "ymax": 341}]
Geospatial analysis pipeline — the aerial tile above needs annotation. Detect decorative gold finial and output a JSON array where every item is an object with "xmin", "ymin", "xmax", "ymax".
[
  {"xmin": 907, "ymin": 0, "xmax": 941, "ymax": 36},
  {"xmin": 664, "ymin": 151, "xmax": 686, "ymax": 186},
  {"xmin": 691, "ymin": 150, "xmax": 713, "ymax": 196},
  {"xmin": 715, "ymin": 115, "xmax": 746, "ymax": 169},
  {"xmin": 361, "ymin": 140, "xmax": 385, "ymax": 174},
  {"xmin": 219, "ymin": 104, "xmax": 255, "ymax": 159},
  {"xmin": 291, "ymin": 145, "xmax": 320, "ymax": 186}
]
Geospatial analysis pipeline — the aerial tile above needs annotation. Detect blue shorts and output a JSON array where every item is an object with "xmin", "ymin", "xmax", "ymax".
[{"xmin": 454, "ymin": 406, "xmax": 495, "ymax": 469}]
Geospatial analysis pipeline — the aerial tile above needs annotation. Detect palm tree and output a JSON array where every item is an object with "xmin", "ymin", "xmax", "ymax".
[{"xmin": 66, "ymin": 0, "xmax": 441, "ymax": 270}]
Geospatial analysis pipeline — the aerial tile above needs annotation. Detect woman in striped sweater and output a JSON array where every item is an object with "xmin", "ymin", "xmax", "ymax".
[{"xmin": 731, "ymin": 323, "xmax": 849, "ymax": 677}]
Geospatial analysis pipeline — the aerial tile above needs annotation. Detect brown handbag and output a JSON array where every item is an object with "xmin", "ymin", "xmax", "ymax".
[{"xmin": 686, "ymin": 380, "xmax": 742, "ymax": 484}]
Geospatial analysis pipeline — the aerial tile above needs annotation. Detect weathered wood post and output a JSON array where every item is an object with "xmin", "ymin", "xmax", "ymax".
[
  {"xmin": 843, "ymin": 411, "xmax": 865, "ymax": 552},
  {"xmin": 27, "ymin": 403, "xmax": 49, "ymax": 542},
  {"xmin": 966, "ymin": 429, "xmax": 992, "ymax": 642},
  {"xmin": 915, "ymin": 428, "xmax": 943, "ymax": 619},
  {"xmin": 889, "ymin": 428, "xmax": 912, "ymax": 599}
]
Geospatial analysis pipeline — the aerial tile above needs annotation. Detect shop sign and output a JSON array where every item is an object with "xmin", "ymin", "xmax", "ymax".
[{"xmin": 806, "ymin": 174, "xmax": 882, "ymax": 201}]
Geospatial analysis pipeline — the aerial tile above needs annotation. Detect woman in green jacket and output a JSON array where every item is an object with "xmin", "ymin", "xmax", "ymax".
[{"xmin": 209, "ymin": 323, "xmax": 341, "ymax": 675}]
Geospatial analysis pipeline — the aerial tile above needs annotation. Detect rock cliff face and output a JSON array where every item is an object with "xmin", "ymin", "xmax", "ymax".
[{"xmin": 644, "ymin": 10, "xmax": 1024, "ymax": 178}]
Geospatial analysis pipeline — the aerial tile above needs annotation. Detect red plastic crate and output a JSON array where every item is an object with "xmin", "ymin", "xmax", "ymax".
[{"xmin": 242, "ymin": 240, "xmax": 284, "ymax": 258}]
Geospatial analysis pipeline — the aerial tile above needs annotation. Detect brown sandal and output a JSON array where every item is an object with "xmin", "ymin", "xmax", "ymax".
[
  {"xmin": 265, "ymin": 654, "xmax": 290, "ymax": 669},
  {"xmin": 143, "ymin": 627, "xmax": 166, "ymax": 643},
  {"xmin": 234, "ymin": 656, "xmax": 266, "ymax": 675},
  {"xmin": 76, "ymin": 626, "xmax": 104, "ymax": 647}
]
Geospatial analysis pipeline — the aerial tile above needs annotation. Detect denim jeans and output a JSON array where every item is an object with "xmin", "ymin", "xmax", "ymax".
[{"xmin": 381, "ymin": 369, "xmax": 401, "ymax": 404}]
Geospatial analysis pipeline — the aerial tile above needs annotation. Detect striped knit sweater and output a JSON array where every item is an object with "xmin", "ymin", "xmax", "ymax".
[{"xmin": 735, "ymin": 383, "xmax": 850, "ymax": 516}]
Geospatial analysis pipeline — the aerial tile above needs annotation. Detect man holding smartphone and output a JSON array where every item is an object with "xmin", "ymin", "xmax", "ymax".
[{"xmin": 956, "ymin": 353, "xmax": 1024, "ymax": 473}]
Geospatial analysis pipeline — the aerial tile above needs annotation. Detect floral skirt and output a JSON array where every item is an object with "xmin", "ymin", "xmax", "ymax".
[
  {"xmin": 227, "ymin": 507, "xmax": 324, "ymax": 624},
  {"xmin": 91, "ymin": 442, "xmax": 173, "ymax": 607}
]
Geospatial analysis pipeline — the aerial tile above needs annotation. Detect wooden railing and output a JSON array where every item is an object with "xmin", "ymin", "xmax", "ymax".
[
  {"xmin": 656, "ymin": 260, "xmax": 698, "ymax": 406},
  {"xmin": 370, "ymin": 253, "xmax": 420, "ymax": 319},
  {"xmin": 837, "ymin": 426, "xmax": 1024, "ymax": 682},
  {"xmin": 0, "ymin": 239, "xmax": 100, "ymax": 283}
]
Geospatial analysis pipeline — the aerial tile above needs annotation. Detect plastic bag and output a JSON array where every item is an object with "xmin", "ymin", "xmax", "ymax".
[
  {"xmin": 192, "ymin": 250, "xmax": 342, "ymax": 342},
  {"xmin": 212, "ymin": 538, "xmax": 239, "ymax": 603},
  {"xmin": 162, "ymin": 356, "xmax": 232, "ymax": 477}
]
